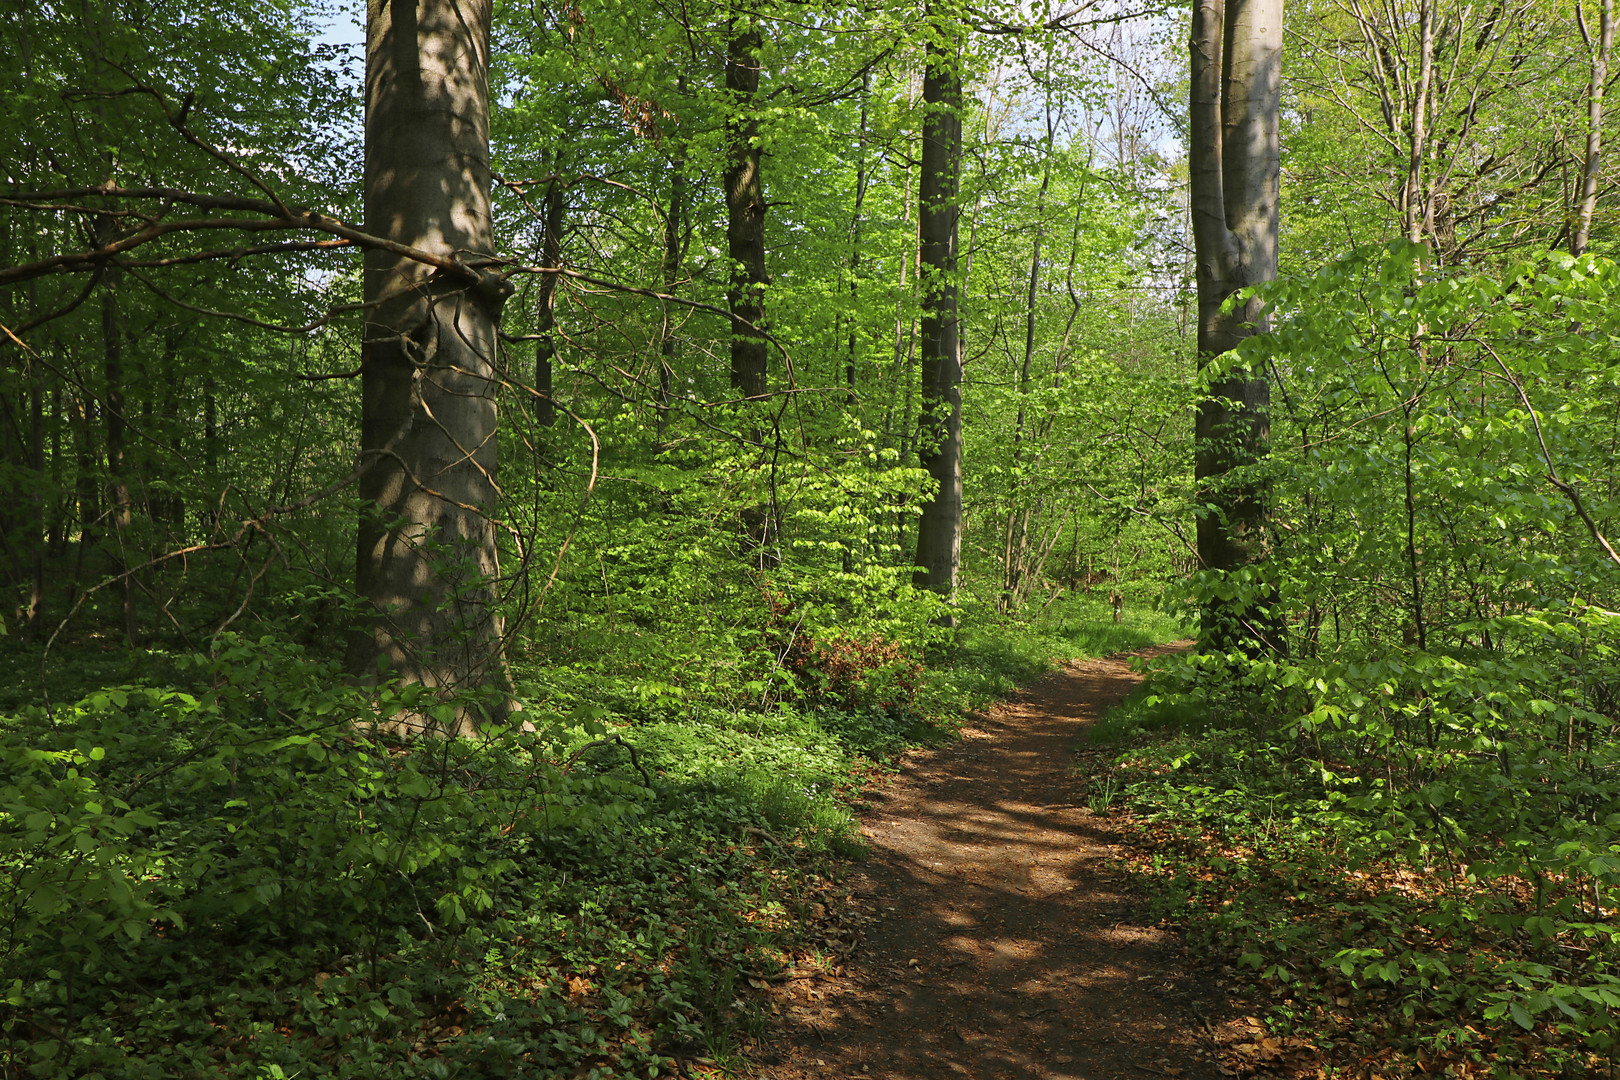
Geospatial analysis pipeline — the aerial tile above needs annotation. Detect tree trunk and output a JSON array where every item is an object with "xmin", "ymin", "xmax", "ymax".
[
  {"xmin": 1573, "ymin": 0, "xmax": 1613, "ymax": 255},
  {"xmin": 913, "ymin": 11, "xmax": 964, "ymax": 608},
  {"xmin": 48, "ymin": 383, "xmax": 64, "ymax": 559},
  {"xmin": 724, "ymin": 20, "xmax": 768, "ymax": 399},
  {"xmin": 659, "ymin": 134, "xmax": 687, "ymax": 427},
  {"xmin": 27, "ymin": 373, "xmax": 44, "ymax": 637},
  {"xmin": 1189, "ymin": 0, "xmax": 1283, "ymax": 653},
  {"xmin": 1402, "ymin": 0, "xmax": 1435, "ymax": 245},
  {"xmin": 100, "ymin": 270, "xmax": 136, "ymax": 646},
  {"xmin": 847, "ymin": 71, "xmax": 870, "ymax": 397},
  {"xmin": 348, "ymin": 0, "xmax": 513, "ymax": 734},
  {"xmin": 70, "ymin": 391, "xmax": 97, "ymax": 598},
  {"xmin": 534, "ymin": 156, "xmax": 565, "ymax": 429},
  {"xmin": 1002, "ymin": 97, "xmax": 1056, "ymax": 611}
]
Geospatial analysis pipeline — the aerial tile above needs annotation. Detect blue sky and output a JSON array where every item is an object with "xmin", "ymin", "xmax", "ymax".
[{"xmin": 309, "ymin": 0, "xmax": 363, "ymax": 53}]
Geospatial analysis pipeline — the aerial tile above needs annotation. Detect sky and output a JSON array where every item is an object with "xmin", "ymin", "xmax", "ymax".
[{"xmin": 309, "ymin": 0, "xmax": 363, "ymax": 55}]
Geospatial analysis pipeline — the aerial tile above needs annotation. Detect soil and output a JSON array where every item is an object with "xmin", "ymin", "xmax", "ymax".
[{"xmin": 751, "ymin": 643, "xmax": 1247, "ymax": 1080}]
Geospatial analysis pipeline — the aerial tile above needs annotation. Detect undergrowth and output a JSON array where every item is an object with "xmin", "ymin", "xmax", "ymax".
[
  {"xmin": 0, "ymin": 593, "xmax": 1179, "ymax": 1078},
  {"xmin": 1085, "ymin": 642, "xmax": 1620, "ymax": 1080}
]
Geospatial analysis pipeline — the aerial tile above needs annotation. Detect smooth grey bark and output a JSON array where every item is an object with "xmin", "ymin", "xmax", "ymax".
[
  {"xmin": 724, "ymin": 20, "xmax": 768, "ymax": 399},
  {"xmin": 913, "ymin": 13, "xmax": 964, "ymax": 606},
  {"xmin": 1574, "ymin": 0, "xmax": 1613, "ymax": 255},
  {"xmin": 348, "ymin": 0, "xmax": 513, "ymax": 733},
  {"xmin": 1402, "ymin": 0, "xmax": 1435, "ymax": 244},
  {"xmin": 1189, "ymin": 0, "xmax": 1283, "ymax": 652}
]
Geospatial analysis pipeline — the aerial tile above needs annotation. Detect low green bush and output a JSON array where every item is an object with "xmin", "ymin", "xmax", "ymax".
[{"xmin": 1095, "ymin": 636, "xmax": 1620, "ymax": 1078}]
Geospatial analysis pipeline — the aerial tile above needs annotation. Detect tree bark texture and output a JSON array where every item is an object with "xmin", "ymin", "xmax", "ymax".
[
  {"xmin": 913, "ymin": 17, "xmax": 964, "ymax": 604},
  {"xmin": 724, "ymin": 21, "xmax": 768, "ymax": 399},
  {"xmin": 349, "ymin": 0, "xmax": 512, "ymax": 733},
  {"xmin": 1574, "ymin": 0, "xmax": 1613, "ymax": 255},
  {"xmin": 1189, "ymin": 0, "xmax": 1283, "ymax": 652},
  {"xmin": 1402, "ymin": 0, "xmax": 1434, "ymax": 245}
]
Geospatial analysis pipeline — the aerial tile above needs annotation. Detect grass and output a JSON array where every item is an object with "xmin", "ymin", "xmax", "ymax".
[
  {"xmin": 945, "ymin": 592, "xmax": 1192, "ymax": 708},
  {"xmin": 1035, "ymin": 592, "xmax": 1191, "ymax": 659}
]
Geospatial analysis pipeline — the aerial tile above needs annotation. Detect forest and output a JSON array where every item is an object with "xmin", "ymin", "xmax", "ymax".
[{"xmin": 2, "ymin": 0, "xmax": 1618, "ymax": 1076}]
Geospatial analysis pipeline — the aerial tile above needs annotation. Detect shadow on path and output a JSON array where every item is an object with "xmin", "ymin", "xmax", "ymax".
[{"xmin": 756, "ymin": 643, "xmax": 1235, "ymax": 1080}]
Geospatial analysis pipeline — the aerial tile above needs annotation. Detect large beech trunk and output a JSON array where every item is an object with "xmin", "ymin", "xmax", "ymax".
[
  {"xmin": 1189, "ymin": 0, "xmax": 1283, "ymax": 652},
  {"xmin": 724, "ymin": 21, "xmax": 768, "ymax": 399},
  {"xmin": 348, "ymin": 0, "xmax": 512, "ymax": 733},
  {"xmin": 912, "ymin": 16, "xmax": 964, "ymax": 607}
]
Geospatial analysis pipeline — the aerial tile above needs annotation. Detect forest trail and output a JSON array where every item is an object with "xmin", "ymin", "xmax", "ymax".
[{"xmin": 756, "ymin": 642, "xmax": 1232, "ymax": 1080}]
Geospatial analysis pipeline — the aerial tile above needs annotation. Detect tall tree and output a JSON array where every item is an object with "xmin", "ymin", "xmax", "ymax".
[
  {"xmin": 533, "ymin": 155, "xmax": 566, "ymax": 429},
  {"xmin": 1286, "ymin": 0, "xmax": 1586, "ymax": 264},
  {"xmin": 348, "ymin": 0, "xmax": 514, "ymax": 731},
  {"xmin": 1573, "ymin": 0, "xmax": 1614, "ymax": 255},
  {"xmin": 659, "ymin": 130, "xmax": 688, "ymax": 420},
  {"xmin": 724, "ymin": 17, "xmax": 768, "ymax": 399},
  {"xmin": 1188, "ymin": 0, "xmax": 1283, "ymax": 651},
  {"xmin": 913, "ymin": 6, "xmax": 965, "ymax": 608}
]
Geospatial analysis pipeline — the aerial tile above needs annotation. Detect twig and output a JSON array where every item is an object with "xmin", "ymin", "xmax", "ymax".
[
  {"xmin": 1479, "ymin": 340, "xmax": 1620, "ymax": 571},
  {"xmin": 560, "ymin": 734, "xmax": 653, "ymax": 788}
]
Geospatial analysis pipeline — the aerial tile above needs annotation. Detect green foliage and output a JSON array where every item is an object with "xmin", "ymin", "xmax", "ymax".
[
  {"xmin": 1105, "ymin": 247, "xmax": 1620, "ymax": 1077},
  {"xmin": 0, "ymin": 635, "xmax": 805, "ymax": 1077},
  {"xmin": 0, "ymin": 575, "xmax": 1175, "ymax": 1077}
]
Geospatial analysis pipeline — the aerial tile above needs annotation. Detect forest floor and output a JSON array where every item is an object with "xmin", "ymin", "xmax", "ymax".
[{"xmin": 748, "ymin": 643, "xmax": 1289, "ymax": 1080}]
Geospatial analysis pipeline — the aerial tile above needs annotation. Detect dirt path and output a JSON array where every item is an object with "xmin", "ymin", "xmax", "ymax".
[{"xmin": 755, "ymin": 643, "xmax": 1227, "ymax": 1080}]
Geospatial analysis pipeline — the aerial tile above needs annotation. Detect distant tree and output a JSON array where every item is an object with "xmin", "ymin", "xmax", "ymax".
[
  {"xmin": 913, "ymin": 4, "xmax": 965, "ymax": 609},
  {"xmin": 725, "ymin": 14, "xmax": 769, "ymax": 399}
]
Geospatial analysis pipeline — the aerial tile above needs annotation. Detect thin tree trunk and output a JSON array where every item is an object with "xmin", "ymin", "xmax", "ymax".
[
  {"xmin": 890, "ymin": 141, "xmax": 920, "ymax": 558},
  {"xmin": 349, "ymin": 0, "xmax": 512, "ymax": 733},
  {"xmin": 913, "ymin": 11, "xmax": 964, "ymax": 607},
  {"xmin": 659, "ymin": 130, "xmax": 687, "ymax": 428},
  {"xmin": 26, "ymin": 374, "xmax": 44, "ymax": 637},
  {"xmin": 1400, "ymin": 0, "xmax": 1435, "ymax": 244},
  {"xmin": 72, "ymin": 390, "xmax": 97, "ymax": 573},
  {"xmin": 888, "ymin": 142, "xmax": 918, "ymax": 453},
  {"xmin": 1189, "ymin": 0, "xmax": 1283, "ymax": 653},
  {"xmin": 724, "ymin": 20, "xmax": 768, "ymax": 399},
  {"xmin": 48, "ymin": 382, "xmax": 64, "ymax": 557},
  {"xmin": 1003, "ymin": 98, "xmax": 1056, "ymax": 610},
  {"xmin": 99, "ymin": 269, "xmax": 136, "ymax": 646},
  {"xmin": 847, "ymin": 71, "xmax": 870, "ymax": 397},
  {"xmin": 0, "ymin": 394, "xmax": 17, "ymax": 590},
  {"xmin": 1574, "ymin": 0, "xmax": 1613, "ymax": 255},
  {"xmin": 534, "ymin": 155, "xmax": 566, "ymax": 429}
]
